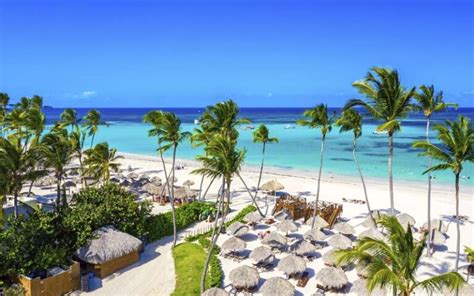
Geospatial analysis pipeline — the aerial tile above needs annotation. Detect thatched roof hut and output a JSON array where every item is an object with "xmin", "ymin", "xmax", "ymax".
[
  {"xmin": 261, "ymin": 180, "xmax": 284, "ymax": 192},
  {"xmin": 397, "ymin": 213, "xmax": 416, "ymax": 229},
  {"xmin": 274, "ymin": 209, "xmax": 291, "ymax": 221},
  {"xmin": 183, "ymin": 180, "xmax": 195, "ymax": 187},
  {"xmin": 221, "ymin": 237, "xmax": 246, "ymax": 254},
  {"xmin": 352, "ymin": 279, "xmax": 387, "ymax": 296},
  {"xmin": 333, "ymin": 222, "xmax": 355, "ymax": 235},
  {"xmin": 76, "ymin": 226, "xmax": 142, "ymax": 265},
  {"xmin": 142, "ymin": 183, "xmax": 163, "ymax": 195},
  {"xmin": 174, "ymin": 187, "xmax": 197, "ymax": 199},
  {"xmin": 250, "ymin": 246, "xmax": 275, "ymax": 264},
  {"xmin": 315, "ymin": 267, "xmax": 348, "ymax": 290},
  {"xmin": 260, "ymin": 277, "xmax": 294, "ymax": 296},
  {"xmin": 322, "ymin": 248, "xmax": 349, "ymax": 268},
  {"xmin": 290, "ymin": 239, "xmax": 317, "ymax": 257},
  {"xmin": 277, "ymin": 254, "xmax": 306, "ymax": 276},
  {"xmin": 202, "ymin": 287, "xmax": 229, "ymax": 296},
  {"xmin": 304, "ymin": 228, "xmax": 327, "ymax": 242},
  {"xmin": 262, "ymin": 232, "xmax": 287, "ymax": 250},
  {"xmin": 227, "ymin": 222, "xmax": 249, "ymax": 237},
  {"xmin": 229, "ymin": 265, "xmax": 260, "ymax": 289},
  {"xmin": 423, "ymin": 219, "xmax": 448, "ymax": 233},
  {"xmin": 358, "ymin": 228, "xmax": 385, "ymax": 241},
  {"xmin": 277, "ymin": 220, "xmax": 298, "ymax": 235},
  {"xmin": 305, "ymin": 216, "xmax": 329, "ymax": 229},
  {"xmin": 243, "ymin": 211, "xmax": 262, "ymax": 224},
  {"xmin": 328, "ymin": 234, "xmax": 352, "ymax": 250}
]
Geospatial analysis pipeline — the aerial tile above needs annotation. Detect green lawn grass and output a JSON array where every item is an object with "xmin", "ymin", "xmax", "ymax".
[{"xmin": 172, "ymin": 242, "xmax": 210, "ymax": 296}]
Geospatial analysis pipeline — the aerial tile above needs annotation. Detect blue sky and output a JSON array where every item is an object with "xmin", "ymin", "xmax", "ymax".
[{"xmin": 0, "ymin": 0, "xmax": 473, "ymax": 107}]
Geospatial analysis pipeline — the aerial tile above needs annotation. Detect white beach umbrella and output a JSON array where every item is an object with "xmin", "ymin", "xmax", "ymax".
[
  {"xmin": 328, "ymin": 234, "xmax": 352, "ymax": 250},
  {"xmin": 333, "ymin": 221, "xmax": 355, "ymax": 235}
]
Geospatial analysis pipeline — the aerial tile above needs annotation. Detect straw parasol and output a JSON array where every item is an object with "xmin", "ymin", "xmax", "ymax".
[
  {"xmin": 250, "ymin": 246, "xmax": 275, "ymax": 264},
  {"xmin": 229, "ymin": 265, "xmax": 260, "ymax": 289},
  {"xmin": 244, "ymin": 211, "xmax": 262, "ymax": 224},
  {"xmin": 183, "ymin": 180, "xmax": 195, "ymax": 187},
  {"xmin": 277, "ymin": 220, "xmax": 298, "ymax": 235},
  {"xmin": 142, "ymin": 183, "xmax": 163, "ymax": 195},
  {"xmin": 277, "ymin": 254, "xmax": 306, "ymax": 276},
  {"xmin": 333, "ymin": 222, "xmax": 355, "ymax": 235},
  {"xmin": 127, "ymin": 172, "xmax": 139, "ymax": 180},
  {"xmin": 397, "ymin": 213, "xmax": 416, "ymax": 229},
  {"xmin": 328, "ymin": 234, "xmax": 352, "ymax": 250},
  {"xmin": 422, "ymin": 219, "xmax": 448, "ymax": 233},
  {"xmin": 352, "ymin": 279, "xmax": 387, "ymax": 296},
  {"xmin": 431, "ymin": 229, "xmax": 446, "ymax": 245},
  {"xmin": 290, "ymin": 239, "xmax": 317, "ymax": 257},
  {"xmin": 322, "ymin": 248, "xmax": 337, "ymax": 266},
  {"xmin": 221, "ymin": 237, "xmax": 246, "ymax": 254},
  {"xmin": 358, "ymin": 228, "xmax": 385, "ymax": 241},
  {"xmin": 304, "ymin": 228, "xmax": 327, "ymax": 242},
  {"xmin": 202, "ymin": 287, "xmax": 229, "ymax": 296},
  {"xmin": 138, "ymin": 174, "xmax": 150, "ymax": 181},
  {"xmin": 261, "ymin": 180, "xmax": 284, "ymax": 192},
  {"xmin": 173, "ymin": 187, "xmax": 197, "ymax": 200},
  {"xmin": 305, "ymin": 215, "xmax": 329, "ymax": 229},
  {"xmin": 274, "ymin": 209, "xmax": 291, "ymax": 221},
  {"xmin": 315, "ymin": 267, "xmax": 348, "ymax": 290},
  {"xmin": 227, "ymin": 222, "xmax": 250, "ymax": 237},
  {"xmin": 150, "ymin": 176, "xmax": 162, "ymax": 184},
  {"xmin": 76, "ymin": 226, "xmax": 142, "ymax": 265},
  {"xmin": 260, "ymin": 277, "xmax": 295, "ymax": 296},
  {"xmin": 262, "ymin": 232, "xmax": 288, "ymax": 250}
]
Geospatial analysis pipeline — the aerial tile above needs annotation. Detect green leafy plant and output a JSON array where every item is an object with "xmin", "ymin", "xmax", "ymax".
[{"xmin": 465, "ymin": 246, "xmax": 474, "ymax": 263}]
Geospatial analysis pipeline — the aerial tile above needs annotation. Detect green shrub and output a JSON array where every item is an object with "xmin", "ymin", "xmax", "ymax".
[
  {"xmin": 208, "ymin": 250, "xmax": 222, "ymax": 288},
  {"xmin": 146, "ymin": 202, "xmax": 215, "ymax": 242}
]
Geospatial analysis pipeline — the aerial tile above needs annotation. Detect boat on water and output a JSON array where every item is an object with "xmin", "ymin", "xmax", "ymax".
[
  {"xmin": 284, "ymin": 124, "xmax": 295, "ymax": 129},
  {"xmin": 194, "ymin": 119, "xmax": 200, "ymax": 125}
]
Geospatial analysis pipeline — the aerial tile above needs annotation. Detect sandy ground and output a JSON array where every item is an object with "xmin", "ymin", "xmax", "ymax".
[{"xmin": 20, "ymin": 152, "xmax": 473, "ymax": 295}]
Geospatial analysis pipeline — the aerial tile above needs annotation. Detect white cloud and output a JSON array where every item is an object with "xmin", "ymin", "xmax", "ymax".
[{"xmin": 81, "ymin": 90, "xmax": 96, "ymax": 98}]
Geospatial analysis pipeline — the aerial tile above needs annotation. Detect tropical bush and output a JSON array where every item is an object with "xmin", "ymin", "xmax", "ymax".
[
  {"xmin": 146, "ymin": 202, "xmax": 215, "ymax": 242},
  {"xmin": 198, "ymin": 238, "xmax": 222, "ymax": 288}
]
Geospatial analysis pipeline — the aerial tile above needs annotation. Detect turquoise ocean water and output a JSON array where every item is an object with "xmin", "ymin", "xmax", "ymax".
[{"xmin": 44, "ymin": 108, "xmax": 473, "ymax": 186}]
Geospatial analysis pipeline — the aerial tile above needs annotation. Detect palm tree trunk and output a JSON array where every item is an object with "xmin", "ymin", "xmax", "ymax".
[
  {"xmin": 388, "ymin": 131, "xmax": 395, "ymax": 215},
  {"xmin": 56, "ymin": 175, "xmax": 62, "ymax": 207},
  {"xmin": 255, "ymin": 142, "xmax": 266, "ymax": 201},
  {"xmin": 13, "ymin": 190, "xmax": 19, "ymax": 218},
  {"xmin": 455, "ymin": 172, "xmax": 460, "ymax": 271},
  {"xmin": 90, "ymin": 133, "xmax": 96, "ymax": 149},
  {"xmin": 201, "ymin": 176, "xmax": 216, "ymax": 201},
  {"xmin": 200, "ymin": 178, "xmax": 226, "ymax": 293},
  {"xmin": 425, "ymin": 118, "xmax": 433, "ymax": 256},
  {"xmin": 170, "ymin": 145, "xmax": 178, "ymax": 248},
  {"xmin": 237, "ymin": 173, "xmax": 265, "ymax": 217},
  {"xmin": 158, "ymin": 143, "xmax": 172, "ymax": 202},
  {"xmin": 198, "ymin": 175, "xmax": 205, "ymax": 201},
  {"xmin": 311, "ymin": 134, "xmax": 325, "ymax": 229},
  {"xmin": 353, "ymin": 138, "xmax": 374, "ymax": 225}
]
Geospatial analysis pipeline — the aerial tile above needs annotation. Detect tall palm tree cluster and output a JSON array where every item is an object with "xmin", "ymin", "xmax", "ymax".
[{"xmin": 0, "ymin": 94, "xmax": 121, "ymax": 218}]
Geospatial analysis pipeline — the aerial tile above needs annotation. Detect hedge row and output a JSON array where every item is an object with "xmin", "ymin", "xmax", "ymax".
[
  {"xmin": 185, "ymin": 205, "xmax": 257, "ymax": 242},
  {"xmin": 198, "ymin": 238, "xmax": 222, "ymax": 288},
  {"xmin": 146, "ymin": 202, "xmax": 215, "ymax": 242}
]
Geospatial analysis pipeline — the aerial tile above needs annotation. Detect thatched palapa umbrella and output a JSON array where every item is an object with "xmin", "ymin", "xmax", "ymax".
[
  {"xmin": 244, "ymin": 211, "xmax": 262, "ymax": 224},
  {"xmin": 221, "ymin": 237, "xmax": 246, "ymax": 254},
  {"xmin": 262, "ymin": 232, "xmax": 287, "ymax": 250},
  {"xmin": 227, "ymin": 222, "xmax": 249, "ymax": 237},
  {"xmin": 290, "ymin": 239, "xmax": 317, "ymax": 257},
  {"xmin": 261, "ymin": 180, "xmax": 284, "ymax": 193},
  {"xmin": 333, "ymin": 222, "xmax": 355, "ymax": 236},
  {"xmin": 328, "ymin": 234, "xmax": 352, "ymax": 250},
  {"xmin": 351, "ymin": 279, "xmax": 387, "ymax": 296},
  {"xmin": 362, "ymin": 210, "xmax": 388, "ymax": 228},
  {"xmin": 305, "ymin": 215, "xmax": 329, "ymax": 229},
  {"xmin": 260, "ymin": 277, "xmax": 295, "ymax": 296},
  {"xmin": 397, "ymin": 213, "xmax": 416, "ymax": 229},
  {"xmin": 150, "ymin": 176, "xmax": 162, "ymax": 185},
  {"xmin": 76, "ymin": 226, "xmax": 142, "ymax": 265},
  {"xmin": 229, "ymin": 265, "xmax": 260, "ymax": 289},
  {"xmin": 277, "ymin": 254, "xmax": 306, "ymax": 276},
  {"xmin": 183, "ymin": 180, "xmax": 194, "ymax": 188},
  {"xmin": 431, "ymin": 229, "xmax": 446, "ymax": 245},
  {"xmin": 174, "ymin": 187, "xmax": 197, "ymax": 200},
  {"xmin": 127, "ymin": 172, "xmax": 139, "ymax": 180},
  {"xmin": 202, "ymin": 287, "xmax": 229, "ymax": 296},
  {"xmin": 315, "ymin": 267, "xmax": 348, "ymax": 291},
  {"xmin": 277, "ymin": 220, "xmax": 298, "ymax": 235},
  {"xmin": 304, "ymin": 228, "xmax": 327, "ymax": 242},
  {"xmin": 358, "ymin": 228, "xmax": 385, "ymax": 241},
  {"xmin": 250, "ymin": 246, "xmax": 275, "ymax": 264},
  {"xmin": 423, "ymin": 219, "xmax": 448, "ymax": 233},
  {"xmin": 142, "ymin": 183, "xmax": 163, "ymax": 195}
]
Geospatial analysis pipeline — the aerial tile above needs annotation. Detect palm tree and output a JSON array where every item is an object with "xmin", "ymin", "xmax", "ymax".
[
  {"xmin": 413, "ymin": 116, "xmax": 473, "ymax": 271},
  {"xmin": 191, "ymin": 126, "xmax": 214, "ymax": 201},
  {"xmin": 0, "ymin": 92, "xmax": 10, "ymax": 137},
  {"xmin": 0, "ymin": 137, "xmax": 44, "ymax": 217},
  {"xmin": 58, "ymin": 108, "xmax": 81, "ymax": 132},
  {"xmin": 192, "ymin": 134, "xmax": 246, "ymax": 293},
  {"xmin": 83, "ymin": 109, "xmax": 103, "ymax": 148},
  {"xmin": 69, "ymin": 129, "xmax": 87, "ymax": 181},
  {"xmin": 84, "ymin": 142, "xmax": 123, "ymax": 184},
  {"xmin": 344, "ymin": 67, "xmax": 416, "ymax": 215},
  {"xmin": 336, "ymin": 108, "xmax": 373, "ymax": 223},
  {"xmin": 413, "ymin": 85, "xmax": 457, "ymax": 256},
  {"xmin": 253, "ymin": 124, "xmax": 279, "ymax": 192},
  {"xmin": 40, "ymin": 129, "xmax": 75, "ymax": 205},
  {"xmin": 296, "ymin": 104, "xmax": 335, "ymax": 228},
  {"xmin": 335, "ymin": 216, "xmax": 465, "ymax": 296},
  {"xmin": 158, "ymin": 112, "xmax": 191, "ymax": 248}
]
